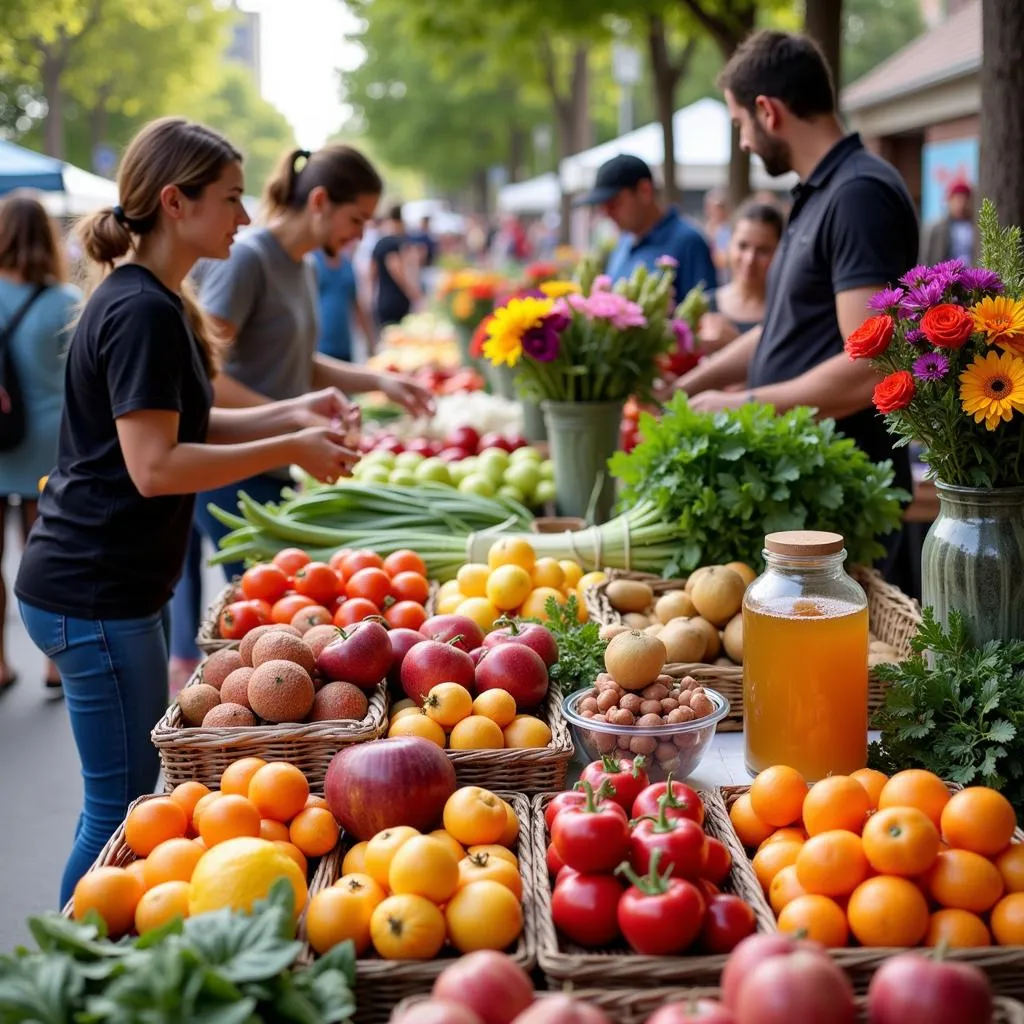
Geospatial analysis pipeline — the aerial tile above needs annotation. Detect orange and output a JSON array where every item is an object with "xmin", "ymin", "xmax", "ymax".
[
  {"xmin": 877, "ymin": 769, "xmax": 950, "ymax": 830},
  {"xmin": 769, "ymin": 864, "xmax": 807, "ymax": 915},
  {"xmin": 486, "ymin": 565, "xmax": 533, "ymax": 612},
  {"xmin": 72, "ymin": 867, "xmax": 143, "ymax": 938},
  {"xmin": 519, "ymin": 587, "xmax": 566, "ymax": 621},
  {"xmin": 306, "ymin": 886, "xmax": 373, "ymax": 955},
  {"xmin": 388, "ymin": 713, "xmax": 446, "ymax": 747},
  {"xmin": 802, "ymin": 776, "xmax": 871, "ymax": 836},
  {"xmin": 940, "ymin": 787, "xmax": 1017, "ymax": 856},
  {"xmin": 850, "ymin": 768, "xmax": 888, "ymax": 810},
  {"xmin": 752, "ymin": 840, "xmax": 803, "ymax": 893},
  {"xmin": 926, "ymin": 849, "xmax": 1004, "ymax": 913},
  {"xmin": 777, "ymin": 894, "xmax": 849, "ymax": 948},
  {"xmin": 192, "ymin": 836, "xmax": 207, "ymax": 851},
  {"xmin": 749, "ymin": 766, "xmax": 808, "ymax": 828},
  {"xmin": 423, "ymin": 682, "xmax": 474, "ymax": 730},
  {"xmin": 861, "ymin": 806, "xmax": 941, "ymax": 877},
  {"xmin": 135, "ymin": 880, "xmax": 190, "ymax": 934},
  {"xmin": 996, "ymin": 843, "xmax": 1024, "ymax": 893},
  {"xmin": 847, "ymin": 876, "xmax": 930, "ymax": 947},
  {"xmin": 449, "ymin": 715, "xmax": 504, "ymax": 750},
  {"xmin": 197, "ymin": 793, "xmax": 262, "ymax": 847},
  {"xmin": 991, "ymin": 893, "xmax": 1024, "ymax": 945},
  {"xmin": 305, "ymin": 794, "xmax": 330, "ymax": 811},
  {"xmin": 191, "ymin": 791, "xmax": 224, "ymax": 830},
  {"xmin": 289, "ymin": 807, "xmax": 341, "ymax": 857},
  {"xmin": 169, "ymin": 781, "xmax": 211, "ymax": 825},
  {"xmin": 259, "ymin": 819, "xmax": 291, "ymax": 842},
  {"xmin": 389, "ymin": 836, "xmax": 461, "ymax": 903},
  {"xmin": 342, "ymin": 841, "xmax": 369, "ymax": 875},
  {"xmin": 795, "ymin": 830, "xmax": 870, "ymax": 898},
  {"xmin": 272, "ymin": 840, "xmax": 308, "ymax": 878},
  {"xmin": 502, "ymin": 715, "xmax": 552, "ymax": 749},
  {"xmin": 729, "ymin": 793, "xmax": 776, "ymax": 849},
  {"xmin": 247, "ymin": 762, "xmax": 310, "ymax": 823},
  {"xmin": 472, "ymin": 689, "xmax": 517, "ymax": 728},
  {"xmin": 125, "ymin": 798, "xmax": 189, "ymax": 857},
  {"xmin": 924, "ymin": 908, "xmax": 992, "ymax": 948},
  {"xmin": 142, "ymin": 837, "xmax": 205, "ymax": 888},
  {"xmin": 759, "ymin": 827, "xmax": 808, "ymax": 851},
  {"xmin": 220, "ymin": 756, "xmax": 268, "ymax": 797},
  {"xmin": 532, "ymin": 558, "xmax": 565, "ymax": 590},
  {"xmin": 125, "ymin": 859, "xmax": 148, "ymax": 890}
]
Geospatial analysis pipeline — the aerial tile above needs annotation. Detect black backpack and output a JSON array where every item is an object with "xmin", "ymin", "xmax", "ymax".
[{"xmin": 0, "ymin": 284, "xmax": 46, "ymax": 452}]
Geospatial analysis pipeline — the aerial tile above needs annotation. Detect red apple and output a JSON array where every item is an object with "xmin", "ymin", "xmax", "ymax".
[
  {"xmin": 406, "ymin": 438, "xmax": 436, "ymax": 456},
  {"xmin": 475, "ymin": 643, "xmax": 548, "ymax": 709},
  {"xmin": 386, "ymin": 627, "xmax": 426, "ymax": 688},
  {"xmin": 511, "ymin": 995, "xmax": 613, "ymax": 1024},
  {"xmin": 401, "ymin": 637, "xmax": 476, "ymax": 703},
  {"xmin": 647, "ymin": 1002, "xmax": 736, "ymax": 1024},
  {"xmin": 483, "ymin": 620, "xmax": 558, "ymax": 667},
  {"xmin": 733, "ymin": 950, "xmax": 856, "ymax": 1024},
  {"xmin": 504, "ymin": 433, "xmax": 528, "ymax": 451},
  {"xmin": 420, "ymin": 614, "xmax": 486, "ymax": 652},
  {"xmin": 721, "ymin": 935, "xmax": 799, "ymax": 1010},
  {"xmin": 316, "ymin": 619, "xmax": 392, "ymax": 689},
  {"xmin": 393, "ymin": 1001, "xmax": 484, "ymax": 1024},
  {"xmin": 469, "ymin": 646, "xmax": 487, "ymax": 666},
  {"xmin": 866, "ymin": 952, "xmax": 993, "ymax": 1024},
  {"xmin": 438, "ymin": 446, "xmax": 471, "ymax": 463},
  {"xmin": 478, "ymin": 431, "xmax": 514, "ymax": 453},
  {"xmin": 432, "ymin": 951, "xmax": 535, "ymax": 1024},
  {"xmin": 447, "ymin": 425, "xmax": 480, "ymax": 452}
]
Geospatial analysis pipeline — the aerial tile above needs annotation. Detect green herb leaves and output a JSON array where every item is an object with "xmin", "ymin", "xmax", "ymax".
[
  {"xmin": 609, "ymin": 395, "xmax": 908, "ymax": 574},
  {"xmin": 535, "ymin": 595, "xmax": 608, "ymax": 696}
]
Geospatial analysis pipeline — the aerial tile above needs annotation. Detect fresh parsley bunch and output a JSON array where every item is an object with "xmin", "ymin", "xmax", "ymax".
[
  {"xmin": 532, "ymin": 595, "xmax": 608, "ymax": 695},
  {"xmin": 870, "ymin": 609, "xmax": 1024, "ymax": 821},
  {"xmin": 609, "ymin": 395, "xmax": 908, "ymax": 575}
]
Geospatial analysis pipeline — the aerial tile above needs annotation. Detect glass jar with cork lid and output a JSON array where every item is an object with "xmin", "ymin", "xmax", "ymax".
[{"xmin": 743, "ymin": 530, "xmax": 869, "ymax": 781}]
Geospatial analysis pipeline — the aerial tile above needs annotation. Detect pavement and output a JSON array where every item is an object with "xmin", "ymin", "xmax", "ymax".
[{"xmin": 0, "ymin": 523, "xmax": 224, "ymax": 952}]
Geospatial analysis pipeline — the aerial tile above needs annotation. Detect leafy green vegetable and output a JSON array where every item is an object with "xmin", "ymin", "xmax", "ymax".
[
  {"xmin": 979, "ymin": 198, "xmax": 1024, "ymax": 299},
  {"xmin": 609, "ymin": 395, "xmax": 908, "ymax": 574},
  {"xmin": 533, "ymin": 595, "xmax": 608, "ymax": 696},
  {"xmin": 869, "ymin": 609, "xmax": 1024, "ymax": 821}
]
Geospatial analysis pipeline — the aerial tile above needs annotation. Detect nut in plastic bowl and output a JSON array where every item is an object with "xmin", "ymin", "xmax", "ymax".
[{"xmin": 562, "ymin": 685, "xmax": 730, "ymax": 782}]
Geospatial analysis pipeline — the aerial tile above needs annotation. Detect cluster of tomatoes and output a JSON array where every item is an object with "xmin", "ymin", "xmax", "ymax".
[
  {"xmin": 217, "ymin": 547, "xmax": 433, "ymax": 640},
  {"xmin": 544, "ymin": 756, "xmax": 758, "ymax": 957}
]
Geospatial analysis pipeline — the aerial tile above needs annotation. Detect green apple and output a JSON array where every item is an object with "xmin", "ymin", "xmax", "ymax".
[
  {"xmin": 450, "ymin": 456, "xmax": 478, "ymax": 484},
  {"xmin": 414, "ymin": 457, "xmax": 452, "ymax": 485},
  {"xmin": 458, "ymin": 473, "xmax": 496, "ymax": 497},
  {"xmin": 389, "ymin": 469, "xmax": 417, "ymax": 487},
  {"xmin": 394, "ymin": 450, "xmax": 425, "ymax": 471},
  {"xmin": 363, "ymin": 450, "xmax": 396, "ymax": 471},
  {"xmin": 477, "ymin": 449, "xmax": 509, "ymax": 487},
  {"xmin": 498, "ymin": 484, "xmax": 526, "ymax": 504},
  {"xmin": 534, "ymin": 479, "xmax": 557, "ymax": 504},
  {"xmin": 363, "ymin": 466, "xmax": 392, "ymax": 485},
  {"xmin": 509, "ymin": 445, "xmax": 542, "ymax": 464},
  {"xmin": 539, "ymin": 459, "xmax": 555, "ymax": 481},
  {"xmin": 504, "ymin": 460, "xmax": 540, "ymax": 497}
]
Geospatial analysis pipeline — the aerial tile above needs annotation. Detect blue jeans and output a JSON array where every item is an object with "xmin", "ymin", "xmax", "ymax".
[
  {"xmin": 169, "ymin": 526, "xmax": 203, "ymax": 660},
  {"xmin": 19, "ymin": 600, "xmax": 171, "ymax": 907}
]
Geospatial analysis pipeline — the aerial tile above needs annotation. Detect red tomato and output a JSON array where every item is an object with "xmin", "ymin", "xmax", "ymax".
[
  {"xmin": 218, "ymin": 600, "xmax": 263, "ymax": 640},
  {"xmin": 617, "ymin": 852, "xmax": 707, "ymax": 956},
  {"xmin": 293, "ymin": 561, "xmax": 340, "ymax": 605},
  {"xmin": 551, "ymin": 784, "xmax": 631, "ymax": 875},
  {"xmin": 272, "ymin": 547, "xmax": 311, "ymax": 576},
  {"xmin": 632, "ymin": 780, "xmax": 705, "ymax": 827},
  {"xmin": 340, "ymin": 549, "xmax": 384, "ymax": 579},
  {"xmin": 699, "ymin": 894, "xmax": 757, "ymax": 955},
  {"xmin": 580, "ymin": 755, "xmax": 650, "ymax": 814},
  {"xmin": 390, "ymin": 571, "xmax": 430, "ymax": 605},
  {"xmin": 551, "ymin": 871, "xmax": 624, "ymax": 947},
  {"xmin": 328, "ymin": 548, "xmax": 353, "ymax": 572},
  {"xmin": 249, "ymin": 599, "xmax": 273, "ymax": 624},
  {"xmin": 383, "ymin": 549, "xmax": 428, "ymax": 578},
  {"xmin": 384, "ymin": 600, "xmax": 428, "ymax": 631},
  {"xmin": 346, "ymin": 567, "xmax": 393, "ymax": 607},
  {"xmin": 630, "ymin": 804, "xmax": 708, "ymax": 881},
  {"xmin": 546, "ymin": 842, "xmax": 566, "ymax": 877},
  {"xmin": 333, "ymin": 598, "xmax": 380, "ymax": 627},
  {"xmin": 702, "ymin": 837, "xmax": 732, "ymax": 885},
  {"xmin": 545, "ymin": 791, "xmax": 590, "ymax": 832},
  {"xmin": 270, "ymin": 593, "xmax": 317, "ymax": 625},
  {"xmin": 240, "ymin": 563, "xmax": 289, "ymax": 604}
]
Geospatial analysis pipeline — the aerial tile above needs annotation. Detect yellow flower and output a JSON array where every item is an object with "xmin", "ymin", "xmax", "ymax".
[
  {"xmin": 971, "ymin": 296, "xmax": 1024, "ymax": 354},
  {"xmin": 482, "ymin": 296, "xmax": 554, "ymax": 367},
  {"xmin": 959, "ymin": 349, "xmax": 1024, "ymax": 430},
  {"xmin": 451, "ymin": 290, "xmax": 475, "ymax": 320},
  {"xmin": 539, "ymin": 280, "xmax": 580, "ymax": 299}
]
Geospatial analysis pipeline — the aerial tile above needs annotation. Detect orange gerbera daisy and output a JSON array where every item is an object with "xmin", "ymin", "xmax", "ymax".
[{"xmin": 971, "ymin": 296, "xmax": 1024, "ymax": 355}]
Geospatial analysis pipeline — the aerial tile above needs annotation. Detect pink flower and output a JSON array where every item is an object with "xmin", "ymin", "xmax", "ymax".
[{"xmin": 592, "ymin": 275, "xmax": 613, "ymax": 292}]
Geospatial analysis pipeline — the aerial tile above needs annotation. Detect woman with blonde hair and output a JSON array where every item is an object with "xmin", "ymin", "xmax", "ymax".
[
  {"xmin": 0, "ymin": 194, "xmax": 79, "ymax": 696},
  {"xmin": 15, "ymin": 117, "xmax": 359, "ymax": 904}
]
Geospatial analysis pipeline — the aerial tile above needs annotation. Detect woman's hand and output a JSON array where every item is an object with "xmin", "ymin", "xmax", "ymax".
[
  {"xmin": 292, "ymin": 387, "xmax": 361, "ymax": 432},
  {"xmin": 290, "ymin": 426, "xmax": 360, "ymax": 484},
  {"xmin": 688, "ymin": 389, "xmax": 751, "ymax": 412},
  {"xmin": 698, "ymin": 312, "xmax": 739, "ymax": 352},
  {"xmin": 378, "ymin": 373, "xmax": 436, "ymax": 419}
]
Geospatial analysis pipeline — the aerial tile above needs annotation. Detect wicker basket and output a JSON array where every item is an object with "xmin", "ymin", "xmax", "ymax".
[
  {"xmin": 444, "ymin": 689, "xmax": 574, "ymax": 794},
  {"xmin": 151, "ymin": 663, "xmax": 389, "ymax": 792},
  {"xmin": 301, "ymin": 792, "xmax": 537, "ymax": 1024},
  {"xmin": 585, "ymin": 565, "xmax": 921, "ymax": 732},
  {"xmin": 532, "ymin": 788, "xmax": 777, "ymax": 988},
  {"xmin": 719, "ymin": 785, "xmax": 1024, "ymax": 998}
]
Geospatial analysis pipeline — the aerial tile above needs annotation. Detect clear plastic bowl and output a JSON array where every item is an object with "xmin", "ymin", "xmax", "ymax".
[{"xmin": 562, "ymin": 686, "xmax": 730, "ymax": 782}]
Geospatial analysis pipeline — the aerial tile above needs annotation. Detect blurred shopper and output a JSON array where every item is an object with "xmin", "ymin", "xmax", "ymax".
[
  {"xmin": 408, "ymin": 215, "xmax": 437, "ymax": 269},
  {"xmin": 370, "ymin": 203, "xmax": 421, "ymax": 327},
  {"xmin": 703, "ymin": 188, "xmax": 733, "ymax": 284},
  {"xmin": 15, "ymin": 118, "xmax": 361, "ymax": 904},
  {"xmin": 921, "ymin": 180, "xmax": 977, "ymax": 266},
  {"xmin": 0, "ymin": 195, "xmax": 79, "ymax": 697},
  {"xmin": 577, "ymin": 154, "xmax": 717, "ymax": 305},
  {"xmin": 314, "ymin": 243, "xmax": 376, "ymax": 362},
  {"xmin": 699, "ymin": 201, "xmax": 783, "ymax": 352}
]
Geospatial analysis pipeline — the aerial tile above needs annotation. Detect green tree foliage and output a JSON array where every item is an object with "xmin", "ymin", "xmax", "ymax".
[{"xmin": 841, "ymin": 0, "xmax": 924, "ymax": 86}]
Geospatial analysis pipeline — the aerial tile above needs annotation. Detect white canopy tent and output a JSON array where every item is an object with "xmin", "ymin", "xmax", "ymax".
[
  {"xmin": 497, "ymin": 173, "xmax": 562, "ymax": 215},
  {"xmin": 34, "ymin": 162, "xmax": 119, "ymax": 217}
]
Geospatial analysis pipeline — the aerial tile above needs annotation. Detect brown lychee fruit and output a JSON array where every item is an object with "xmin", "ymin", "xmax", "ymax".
[
  {"xmin": 239, "ymin": 623, "xmax": 301, "ymax": 667},
  {"xmin": 177, "ymin": 683, "xmax": 221, "ymax": 726},
  {"xmin": 199, "ymin": 648, "xmax": 243, "ymax": 690},
  {"xmin": 250, "ymin": 631, "xmax": 316, "ymax": 676},
  {"xmin": 247, "ymin": 659, "xmax": 315, "ymax": 723},
  {"xmin": 202, "ymin": 702, "xmax": 256, "ymax": 727},
  {"xmin": 308, "ymin": 681, "xmax": 369, "ymax": 722},
  {"xmin": 220, "ymin": 666, "xmax": 255, "ymax": 709}
]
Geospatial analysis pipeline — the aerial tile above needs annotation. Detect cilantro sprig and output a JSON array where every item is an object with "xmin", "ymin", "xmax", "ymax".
[{"xmin": 531, "ymin": 595, "xmax": 608, "ymax": 696}]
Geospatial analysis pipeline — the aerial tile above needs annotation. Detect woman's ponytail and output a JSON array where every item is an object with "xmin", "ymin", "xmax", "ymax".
[
  {"xmin": 261, "ymin": 144, "xmax": 382, "ymax": 216},
  {"xmin": 76, "ymin": 207, "xmax": 134, "ymax": 268}
]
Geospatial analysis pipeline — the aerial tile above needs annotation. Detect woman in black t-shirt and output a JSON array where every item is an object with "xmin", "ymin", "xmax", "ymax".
[{"xmin": 15, "ymin": 117, "xmax": 360, "ymax": 907}]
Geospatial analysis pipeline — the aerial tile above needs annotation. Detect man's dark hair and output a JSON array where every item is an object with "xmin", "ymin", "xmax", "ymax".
[
  {"xmin": 387, "ymin": 203, "xmax": 403, "ymax": 222},
  {"xmin": 718, "ymin": 30, "xmax": 835, "ymax": 119}
]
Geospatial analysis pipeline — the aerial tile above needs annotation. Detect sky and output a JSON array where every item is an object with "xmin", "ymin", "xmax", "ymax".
[{"xmin": 236, "ymin": 0, "xmax": 363, "ymax": 148}]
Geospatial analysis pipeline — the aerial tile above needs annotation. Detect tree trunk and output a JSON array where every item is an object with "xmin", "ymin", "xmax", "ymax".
[
  {"xmin": 569, "ymin": 45, "xmax": 591, "ymax": 154},
  {"xmin": 474, "ymin": 167, "xmax": 489, "ymax": 217},
  {"xmin": 804, "ymin": 0, "xmax": 843, "ymax": 88},
  {"xmin": 507, "ymin": 123, "xmax": 526, "ymax": 184},
  {"xmin": 41, "ymin": 54, "xmax": 64, "ymax": 159},
  {"xmin": 648, "ymin": 16, "xmax": 681, "ymax": 206},
  {"xmin": 89, "ymin": 95, "xmax": 109, "ymax": 170},
  {"xmin": 980, "ymin": 0, "xmax": 1024, "ymax": 228}
]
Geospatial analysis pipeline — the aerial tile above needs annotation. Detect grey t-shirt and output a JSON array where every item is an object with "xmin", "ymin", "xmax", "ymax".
[{"xmin": 197, "ymin": 227, "xmax": 319, "ymax": 401}]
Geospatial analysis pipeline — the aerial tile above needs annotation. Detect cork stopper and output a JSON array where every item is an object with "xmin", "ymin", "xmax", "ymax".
[{"xmin": 764, "ymin": 530, "xmax": 845, "ymax": 556}]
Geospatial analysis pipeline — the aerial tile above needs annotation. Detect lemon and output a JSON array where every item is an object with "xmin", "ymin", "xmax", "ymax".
[
  {"xmin": 436, "ymin": 591, "xmax": 467, "ymax": 615},
  {"xmin": 456, "ymin": 563, "xmax": 491, "ymax": 598},
  {"xmin": 455, "ymin": 596, "xmax": 501, "ymax": 631},
  {"xmin": 436, "ymin": 579, "xmax": 463, "ymax": 601},
  {"xmin": 559, "ymin": 560, "xmax": 583, "ymax": 589},
  {"xmin": 486, "ymin": 564, "xmax": 533, "ymax": 612},
  {"xmin": 531, "ymin": 558, "xmax": 565, "ymax": 590},
  {"xmin": 520, "ymin": 586, "xmax": 567, "ymax": 621},
  {"xmin": 486, "ymin": 537, "xmax": 536, "ymax": 572},
  {"xmin": 576, "ymin": 571, "xmax": 607, "ymax": 606},
  {"xmin": 188, "ymin": 836, "xmax": 307, "ymax": 918}
]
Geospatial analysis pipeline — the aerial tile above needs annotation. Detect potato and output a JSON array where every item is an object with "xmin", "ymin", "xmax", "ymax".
[
  {"xmin": 624, "ymin": 612, "xmax": 653, "ymax": 630},
  {"xmin": 595, "ymin": 731, "xmax": 617, "ymax": 754},
  {"xmin": 599, "ymin": 623, "xmax": 630, "ymax": 642},
  {"xmin": 689, "ymin": 618, "xmax": 722, "ymax": 661},
  {"xmin": 658, "ymin": 622, "xmax": 708, "ymax": 663},
  {"xmin": 655, "ymin": 590, "xmax": 697, "ymax": 624},
  {"xmin": 606, "ymin": 579, "xmax": 655, "ymax": 613},
  {"xmin": 684, "ymin": 566, "xmax": 715, "ymax": 594},
  {"xmin": 690, "ymin": 693, "xmax": 716, "ymax": 718},
  {"xmin": 580, "ymin": 697, "xmax": 600, "ymax": 714},
  {"xmin": 608, "ymin": 707, "xmax": 635, "ymax": 726},
  {"xmin": 667, "ymin": 706, "xmax": 696, "ymax": 724},
  {"xmin": 655, "ymin": 742, "xmax": 678, "ymax": 765},
  {"xmin": 723, "ymin": 613, "xmax": 744, "ymax": 664},
  {"xmin": 660, "ymin": 697, "xmax": 679, "ymax": 712}
]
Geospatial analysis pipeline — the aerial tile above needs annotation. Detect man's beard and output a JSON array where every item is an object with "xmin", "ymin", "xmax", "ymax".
[{"xmin": 753, "ymin": 121, "xmax": 793, "ymax": 178}]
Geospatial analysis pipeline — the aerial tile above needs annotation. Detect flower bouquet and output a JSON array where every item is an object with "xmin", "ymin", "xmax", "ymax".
[{"xmin": 437, "ymin": 269, "xmax": 507, "ymax": 368}]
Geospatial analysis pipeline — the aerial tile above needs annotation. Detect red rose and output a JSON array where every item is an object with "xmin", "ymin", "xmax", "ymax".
[
  {"xmin": 920, "ymin": 303, "xmax": 974, "ymax": 348},
  {"xmin": 845, "ymin": 315, "xmax": 894, "ymax": 359},
  {"xmin": 873, "ymin": 370, "xmax": 916, "ymax": 414}
]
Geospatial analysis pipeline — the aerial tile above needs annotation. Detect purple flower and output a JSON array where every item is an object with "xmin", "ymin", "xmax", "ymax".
[
  {"xmin": 960, "ymin": 267, "xmax": 1005, "ymax": 293},
  {"xmin": 522, "ymin": 323, "xmax": 561, "ymax": 362},
  {"xmin": 905, "ymin": 328, "xmax": 926, "ymax": 345},
  {"xmin": 900, "ymin": 280, "xmax": 946, "ymax": 316},
  {"xmin": 912, "ymin": 351, "xmax": 950, "ymax": 382},
  {"xmin": 932, "ymin": 259, "xmax": 967, "ymax": 283},
  {"xmin": 655, "ymin": 255, "xmax": 679, "ymax": 269},
  {"xmin": 671, "ymin": 319, "xmax": 695, "ymax": 353},
  {"xmin": 868, "ymin": 287, "xmax": 905, "ymax": 313},
  {"xmin": 899, "ymin": 265, "xmax": 936, "ymax": 288}
]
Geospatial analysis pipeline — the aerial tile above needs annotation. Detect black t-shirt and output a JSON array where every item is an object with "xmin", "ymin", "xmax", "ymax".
[
  {"xmin": 748, "ymin": 134, "xmax": 918, "ymax": 489},
  {"xmin": 372, "ymin": 234, "xmax": 411, "ymax": 326},
  {"xmin": 16, "ymin": 265, "xmax": 214, "ymax": 619}
]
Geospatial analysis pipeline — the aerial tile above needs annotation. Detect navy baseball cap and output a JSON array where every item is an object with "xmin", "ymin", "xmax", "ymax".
[{"xmin": 574, "ymin": 154, "xmax": 654, "ymax": 206}]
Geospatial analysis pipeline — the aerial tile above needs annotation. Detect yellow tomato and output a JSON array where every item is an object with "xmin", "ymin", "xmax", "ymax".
[
  {"xmin": 499, "ymin": 799, "xmax": 520, "ymax": 846},
  {"xmin": 445, "ymin": 880, "xmax": 524, "ymax": 953},
  {"xmin": 468, "ymin": 844, "xmax": 518, "ymax": 866},
  {"xmin": 503, "ymin": 715, "xmax": 552, "ymax": 749},
  {"xmin": 390, "ymin": 706, "xmax": 425, "ymax": 723},
  {"xmin": 391, "ymin": 698, "xmax": 416, "ymax": 715},
  {"xmin": 429, "ymin": 830, "xmax": 467, "ymax": 863},
  {"xmin": 436, "ymin": 579, "xmax": 463, "ymax": 601},
  {"xmin": 443, "ymin": 787, "xmax": 508, "ymax": 846},
  {"xmin": 576, "ymin": 571, "xmax": 607, "ymax": 602},
  {"xmin": 455, "ymin": 597, "xmax": 501, "ymax": 633},
  {"xmin": 472, "ymin": 689, "xmax": 517, "ymax": 728},
  {"xmin": 311, "ymin": 872, "xmax": 386, "ymax": 955},
  {"xmin": 388, "ymin": 836, "xmax": 460, "ymax": 904},
  {"xmin": 449, "ymin": 715, "xmax": 505, "ymax": 750},
  {"xmin": 531, "ymin": 558, "xmax": 565, "ymax": 590},
  {"xmin": 364, "ymin": 826, "xmax": 420, "ymax": 889},
  {"xmin": 519, "ymin": 586, "xmax": 566, "ymax": 621},
  {"xmin": 456, "ymin": 563, "xmax": 491, "ymax": 598},
  {"xmin": 457, "ymin": 852, "xmax": 523, "ymax": 899},
  {"xmin": 486, "ymin": 537, "xmax": 537, "ymax": 572},
  {"xmin": 423, "ymin": 682, "xmax": 474, "ymax": 730},
  {"xmin": 370, "ymin": 894, "xmax": 447, "ymax": 959},
  {"xmin": 486, "ymin": 565, "xmax": 533, "ymax": 612},
  {"xmin": 388, "ymin": 713, "xmax": 446, "ymax": 747},
  {"xmin": 559, "ymin": 560, "xmax": 583, "ymax": 589},
  {"xmin": 436, "ymin": 592, "xmax": 467, "ymax": 615},
  {"xmin": 341, "ymin": 842, "xmax": 368, "ymax": 875}
]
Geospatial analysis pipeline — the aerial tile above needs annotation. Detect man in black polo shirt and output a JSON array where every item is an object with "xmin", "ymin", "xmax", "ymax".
[{"xmin": 674, "ymin": 30, "xmax": 917, "ymax": 576}]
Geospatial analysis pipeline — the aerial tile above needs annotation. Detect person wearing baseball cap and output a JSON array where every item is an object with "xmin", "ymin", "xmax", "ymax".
[
  {"xmin": 576, "ymin": 153, "xmax": 717, "ymax": 304},
  {"xmin": 920, "ymin": 179, "xmax": 977, "ymax": 266}
]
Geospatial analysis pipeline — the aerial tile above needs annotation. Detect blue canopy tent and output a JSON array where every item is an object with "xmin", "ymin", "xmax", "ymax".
[{"xmin": 0, "ymin": 138, "xmax": 66, "ymax": 194}]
